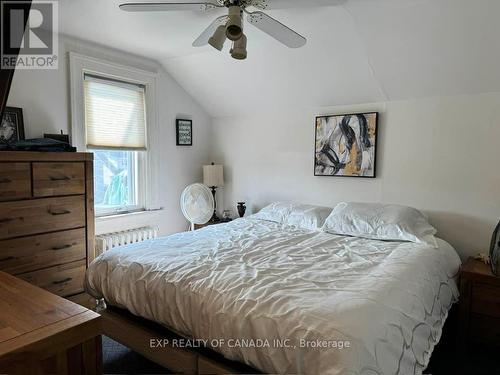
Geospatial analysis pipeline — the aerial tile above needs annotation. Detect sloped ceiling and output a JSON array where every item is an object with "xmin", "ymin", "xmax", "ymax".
[{"xmin": 59, "ymin": 0, "xmax": 500, "ymax": 117}]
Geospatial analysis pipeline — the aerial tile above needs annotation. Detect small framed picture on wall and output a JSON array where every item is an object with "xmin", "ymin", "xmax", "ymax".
[{"xmin": 176, "ymin": 119, "xmax": 192, "ymax": 146}]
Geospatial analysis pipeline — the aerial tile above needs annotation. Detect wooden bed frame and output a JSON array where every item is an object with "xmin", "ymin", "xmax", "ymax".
[
  {"xmin": 82, "ymin": 297, "xmax": 458, "ymax": 375},
  {"xmin": 99, "ymin": 305, "xmax": 260, "ymax": 375}
]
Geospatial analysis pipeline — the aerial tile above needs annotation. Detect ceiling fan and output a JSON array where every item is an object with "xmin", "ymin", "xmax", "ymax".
[{"xmin": 119, "ymin": 0, "xmax": 346, "ymax": 60}]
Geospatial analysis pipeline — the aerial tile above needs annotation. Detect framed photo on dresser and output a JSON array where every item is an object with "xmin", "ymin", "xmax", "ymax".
[{"xmin": 0, "ymin": 106, "xmax": 25, "ymax": 144}]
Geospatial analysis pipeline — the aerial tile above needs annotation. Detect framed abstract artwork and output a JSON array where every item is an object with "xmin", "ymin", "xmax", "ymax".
[
  {"xmin": 314, "ymin": 112, "xmax": 378, "ymax": 178},
  {"xmin": 176, "ymin": 119, "xmax": 192, "ymax": 146}
]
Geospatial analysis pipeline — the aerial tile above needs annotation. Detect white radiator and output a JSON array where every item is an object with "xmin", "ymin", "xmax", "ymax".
[{"xmin": 95, "ymin": 226, "xmax": 158, "ymax": 255}]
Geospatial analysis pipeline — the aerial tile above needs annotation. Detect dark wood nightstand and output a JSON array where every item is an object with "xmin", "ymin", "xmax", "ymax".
[
  {"xmin": 458, "ymin": 258, "xmax": 500, "ymax": 352},
  {"xmin": 194, "ymin": 218, "xmax": 233, "ymax": 230}
]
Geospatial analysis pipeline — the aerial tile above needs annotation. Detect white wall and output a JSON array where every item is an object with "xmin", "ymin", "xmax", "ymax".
[
  {"xmin": 7, "ymin": 35, "xmax": 499, "ymax": 260},
  {"xmin": 7, "ymin": 34, "xmax": 212, "ymax": 236},
  {"xmin": 210, "ymin": 93, "xmax": 500, "ymax": 259}
]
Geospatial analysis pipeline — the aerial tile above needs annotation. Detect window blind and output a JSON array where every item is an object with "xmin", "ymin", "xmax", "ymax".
[{"xmin": 84, "ymin": 74, "xmax": 147, "ymax": 150}]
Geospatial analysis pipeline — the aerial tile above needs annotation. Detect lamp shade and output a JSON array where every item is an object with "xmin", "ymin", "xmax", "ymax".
[{"xmin": 203, "ymin": 164, "xmax": 224, "ymax": 187}]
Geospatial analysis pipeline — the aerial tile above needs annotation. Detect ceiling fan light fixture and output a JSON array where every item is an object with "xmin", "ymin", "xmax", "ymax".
[
  {"xmin": 231, "ymin": 33, "xmax": 247, "ymax": 60},
  {"xmin": 119, "ymin": 0, "xmax": 311, "ymax": 61},
  {"xmin": 208, "ymin": 25, "xmax": 227, "ymax": 51},
  {"xmin": 226, "ymin": 5, "xmax": 243, "ymax": 41}
]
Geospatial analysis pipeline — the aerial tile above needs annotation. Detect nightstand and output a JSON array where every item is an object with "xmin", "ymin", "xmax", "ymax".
[
  {"xmin": 458, "ymin": 258, "xmax": 500, "ymax": 352},
  {"xmin": 194, "ymin": 218, "xmax": 233, "ymax": 230}
]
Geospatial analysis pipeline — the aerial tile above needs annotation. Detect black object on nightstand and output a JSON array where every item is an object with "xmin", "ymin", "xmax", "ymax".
[
  {"xmin": 237, "ymin": 202, "xmax": 246, "ymax": 218},
  {"xmin": 458, "ymin": 257, "xmax": 500, "ymax": 353}
]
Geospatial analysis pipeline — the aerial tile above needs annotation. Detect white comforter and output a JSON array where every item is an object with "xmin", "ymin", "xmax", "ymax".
[{"xmin": 85, "ymin": 218, "xmax": 461, "ymax": 375}]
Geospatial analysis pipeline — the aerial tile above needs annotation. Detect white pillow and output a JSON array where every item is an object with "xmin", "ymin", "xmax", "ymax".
[
  {"xmin": 249, "ymin": 202, "xmax": 332, "ymax": 230},
  {"xmin": 322, "ymin": 202, "xmax": 438, "ymax": 247},
  {"xmin": 285, "ymin": 204, "xmax": 332, "ymax": 230},
  {"xmin": 249, "ymin": 201, "xmax": 294, "ymax": 223}
]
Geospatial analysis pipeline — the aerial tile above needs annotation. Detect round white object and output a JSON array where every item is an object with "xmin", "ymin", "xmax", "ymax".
[{"xmin": 180, "ymin": 183, "xmax": 214, "ymax": 225}]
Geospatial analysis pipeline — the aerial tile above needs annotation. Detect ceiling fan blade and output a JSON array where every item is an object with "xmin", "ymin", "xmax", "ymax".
[
  {"xmin": 247, "ymin": 11, "xmax": 306, "ymax": 48},
  {"xmin": 250, "ymin": 0, "xmax": 346, "ymax": 10},
  {"xmin": 119, "ymin": 2, "xmax": 222, "ymax": 12},
  {"xmin": 192, "ymin": 15, "xmax": 228, "ymax": 47}
]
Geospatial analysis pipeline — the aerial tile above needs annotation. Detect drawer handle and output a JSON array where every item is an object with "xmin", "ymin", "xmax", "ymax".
[
  {"xmin": 53, "ymin": 277, "xmax": 72, "ymax": 285},
  {"xmin": 0, "ymin": 218, "xmax": 14, "ymax": 224},
  {"xmin": 0, "ymin": 256, "xmax": 15, "ymax": 262},
  {"xmin": 49, "ymin": 176, "xmax": 71, "ymax": 181},
  {"xmin": 49, "ymin": 209, "xmax": 71, "ymax": 216},
  {"xmin": 52, "ymin": 244, "xmax": 72, "ymax": 251},
  {"xmin": 0, "ymin": 178, "xmax": 11, "ymax": 184}
]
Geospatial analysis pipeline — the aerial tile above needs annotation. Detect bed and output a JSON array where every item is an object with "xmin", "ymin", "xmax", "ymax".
[{"xmin": 85, "ymin": 215, "xmax": 461, "ymax": 375}]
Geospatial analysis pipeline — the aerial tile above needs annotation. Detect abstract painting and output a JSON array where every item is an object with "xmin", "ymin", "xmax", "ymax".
[{"xmin": 315, "ymin": 112, "xmax": 378, "ymax": 178}]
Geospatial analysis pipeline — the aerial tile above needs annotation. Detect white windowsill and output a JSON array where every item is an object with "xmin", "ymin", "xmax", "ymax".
[
  {"xmin": 95, "ymin": 209, "xmax": 163, "ymax": 223},
  {"xmin": 95, "ymin": 209, "xmax": 164, "ymax": 236}
]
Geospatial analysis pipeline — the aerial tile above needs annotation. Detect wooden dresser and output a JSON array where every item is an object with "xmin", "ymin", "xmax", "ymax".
[
  {"xmin": 458, "ymin": 258, "xmax": 500, "ymax": 351},
  {"xmin": 0, "ymin": 151, "xmax": 94, "ymax": 298}
]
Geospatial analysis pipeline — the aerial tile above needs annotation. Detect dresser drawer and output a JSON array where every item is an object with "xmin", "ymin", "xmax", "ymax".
[
  {"xmin": 471, "ymin": 283, "xmax": 500, "ymax": 318},
  {"xmin": 0, "ymin": 228, "xmax": 86, "ymax": 275},
  {"xmin": 18, "ymin": 259, "xmax": 86, "ymax": 297},
  {"xmin": 0, "ymin": 196, "xmax": 85, "ymax": 240},
  {"xmin": 469, "ymin": 314, "xmax": 500, "ymax": 345},
  {"xmin": 33, "ymin": 162, "xmax": 85, "ymax": 197},
  {"xmin": 0, "ymin": 163, "xmax": 31, "ymax": 202}
]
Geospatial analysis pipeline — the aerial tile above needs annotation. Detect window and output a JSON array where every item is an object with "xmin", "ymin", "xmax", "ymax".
[
  {"xmin": 83, "ymin": 73, "xmax": 147, "ymax": 216},
  {"xmin": 93, "ymin": 150, "xmax": 139, "ymax": 215},
  {"xmin": 84, "ymin": 74, "xmax": 147, "ymax": 150},
  {"xmin": 70, "ymin": 53, "xmax": 157, "ymax": 218}
]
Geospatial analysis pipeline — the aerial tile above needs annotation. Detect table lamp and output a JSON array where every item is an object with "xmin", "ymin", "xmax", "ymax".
[{"xmin": 203, "ymin": 162, "xmax": 224, "ymax": 222}]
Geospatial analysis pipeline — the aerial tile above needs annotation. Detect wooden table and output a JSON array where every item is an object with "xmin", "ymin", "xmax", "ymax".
[{"xmin": 0, "ymin": 271, "xmax": 102, "ymax": 374}]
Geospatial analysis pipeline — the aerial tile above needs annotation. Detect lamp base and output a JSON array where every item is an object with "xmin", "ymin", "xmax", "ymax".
[{"xmin": 209, "ymin": 186, "xmax": 220, "ymax": 223}]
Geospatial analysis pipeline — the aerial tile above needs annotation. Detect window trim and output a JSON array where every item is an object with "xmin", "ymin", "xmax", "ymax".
[{"xmin": 69, "ymin": 53, "xmax": 158, "ymax": 217}]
